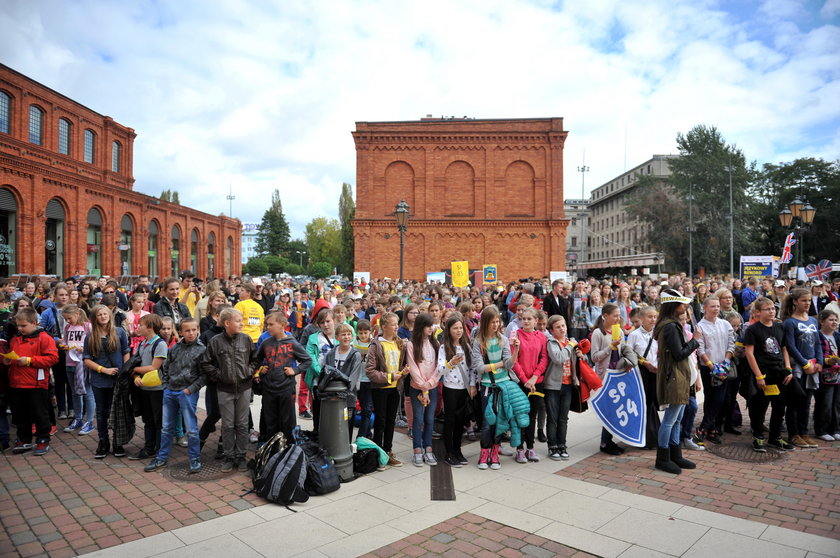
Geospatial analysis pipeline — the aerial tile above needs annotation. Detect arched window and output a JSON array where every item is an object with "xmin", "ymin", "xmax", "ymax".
[
  {"xmin": 0, "ymin": 187, "xmax": 18, "ymax": 275},
  {"xmin": 148, "ymin": 220, "xmax": 159, "ymax": 278},
  {"xmin": 207, "ymin": 232, "xmax": 216, "ymax": 278},
  {"xmin": 84, "ymin": 129, "xmax": 95, "ymax": 164},
  {"xmin": 120, "ymin": 214, "xmax": 134, "ymax": 275},
  {"xmin": 190, "ymin": 228, "xmax": 199, "ymax": 274},
  {"xmin": 171, "ymin": 225, "xmax": 181, "ymax": 276},
  {"xmin": 86, "ymin": 207, "xmax": 103, "ymax": 275},
  {"xmin": 111, "ymin": 141, "xmax": 121, "ymax": 172},
  {"xmin": 0, "ymin": 91, "xmax": 10, "ymax": 134},
  {"xmin": 29, "ymin": 105, "xmax": 44, "ymax": 145},
  {"xmin": 45, "ymin": 199, "xmax": 65, "ymax": 277},
  {"xmin": 58, "ymin": 118, "xmax": 72, "ymax": 155},
  {"xmin": 226, "ymin": 236, "xmax": 233, "ymax": 277}
]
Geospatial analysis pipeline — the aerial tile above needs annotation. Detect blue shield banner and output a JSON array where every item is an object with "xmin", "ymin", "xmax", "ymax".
[{"xmin": 591, "ymin": 368, "xmax": 647, "ymax": 447}]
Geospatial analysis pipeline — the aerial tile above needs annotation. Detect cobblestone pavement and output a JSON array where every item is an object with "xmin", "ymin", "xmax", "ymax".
[{"xmin": 360, "ymin": 512, "xmax": 596, "ymax": 558}]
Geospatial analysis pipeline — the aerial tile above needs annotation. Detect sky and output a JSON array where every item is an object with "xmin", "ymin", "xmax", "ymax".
[{"xmin": 2, "ymin": 0, "xmax": 839, "ymax": 238}]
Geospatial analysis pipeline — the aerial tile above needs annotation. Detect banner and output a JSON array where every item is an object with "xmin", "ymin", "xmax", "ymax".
[
  {"xmin": 590, "ymin": 368, "xmax": 647, "ymax": 447},
  {"xmin": 353, "ymin": 272, "xmax": 370, "ymax": 285},
  {"xmin": 739, "ymin": 255, "xmax": 774, "ymax": 279},
  {"xmin": 451, "ymin": 261, "xmax": 470, "ymax": 288},
  {"xmin": 426, "ymin": 272, "xmax": 446, "ymax": 284},
  {"xmin": 482, "ymin": 265, "xmax": 497, "ymax": 283}
]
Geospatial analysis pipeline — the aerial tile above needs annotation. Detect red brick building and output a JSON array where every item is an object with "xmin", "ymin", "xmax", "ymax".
[
  {"xmin": 352, "ymin": 117, "xmax": 569, "ymax": 282},
  {"xmin": 0, "ymin": 64, "xmax": 241, "ymax": 280}
]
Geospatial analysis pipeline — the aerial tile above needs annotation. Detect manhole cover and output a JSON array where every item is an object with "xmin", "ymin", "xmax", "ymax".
[
  {"xmin": 704, "ymin": 442, "xmax": 786, "ymax": 463},
  {"xmin": 167, "ymin": 458, "xmax": 246, "ymax": 482}
]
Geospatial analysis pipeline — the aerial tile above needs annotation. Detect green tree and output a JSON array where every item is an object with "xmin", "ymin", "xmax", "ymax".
[
  {"xmin": 285, "ymin": 263, "xmax": 304, "ymax": 276},
  {"xmin": 338, "ymin": 182, "xmax": 355, "ymax": 276},
  {"xmin": 255, "ymin": 189, "xmax": 291, "ymax": 258},
  {"xmin": 305, "ymin": 217, "xmax": 342, "ymax": 269},
  {"xmin": 261, "ymin": 255, "xmax": 290, "ymax": 275},
  {"xmin": 288, "ymin": 238, "xmax": 308, "ymax": 269},
  {"xmin": 244, "ymin": 258, "xmax": 268, "ymax": 276},
  {"xmin": 159, "ymin": 189, "xmax": 180, "ymax": 204},
  {"xmin": 310, "ymin": 261, "xmax": 332, "ymax": 278},
  {"xmin": 625, "ymin": 175, "xmax": 687, "ymax": 272}
]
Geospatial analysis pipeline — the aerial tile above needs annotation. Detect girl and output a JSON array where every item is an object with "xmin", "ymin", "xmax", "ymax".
[
  {"xmin": 591, "ymin": 303, "xmax": 638, "ymax": 455},
  {"xmin": 399, "ymin": 303, "xmax": 420, "ymax": 431},
  {"xmin": 4, "ymin": 297, "xmax": 35, "ymax": 340},
  {"xmin": 201, "ymin": 291, "xmax": 228, "ymax": 334},
  {"xmin": 600, "ymin": 283, "xmax": 615, "ymax": 305},
  {"xmin": 438, "ymin": 315, "xmax": 476, "ymax": 467},
  {"xmin": 653, "ymin": 290, "xmax": 701, "ymax": 474},
  {"xmin": 817, "ymin": 309, "xmax": 840, "ymax": 441},
  {"xmin": 124, "ymin": 293, "xmax": 150, "ymax": 355},
  {"xmin": 160, "ymin": 317, "xmax": 178, "ymax": 349},
  {"xmin": 406, "ymin": 313, "xmax": 442, "ymax": 466},
  {"xmin": 470, "ymin": 306, "xmax": 519, "ymax": 470},
  {"xmin": 782, "ymin": 288, "xmax": 823, "ymax": 448},
  {"xmin": 544, "ymin": 315, "xmax": 584, "ymax": 460},
  {"xmin": 456, "ymin": 302, "xmax": 476, "ymax": 338},
  {"xmin": 366, "ymin": 312, "xmax": 408, "ymax": 467},
  {"xmin": 305, "ymin": 308, "xmax": 336, "ymax": 433},
  {"xmin": 585, "ymin": 290, "xmax": 603, "ymax": 331},
  {"xmin": 616, "ymin": 285, "xmax": 637, "ymax": 330},
  {"xmin": 62, "ymin": 305, "xmax": 95, "ymax": 435},
  {"xmin": 78, "ymin": 282, "xmax": 94, "ymax": 315},
  {"xmin": 82, "ymin": 304, "xmax": 130, "ymax": 459},
  {"xmin": 428, "ymin": 301, "xmax": 443, "ymax": 336},
  {"xmin": 511, "ymin": 307, "xmax": 548, "ymax": 463},
  {"xmin": 69, "ymin": 289, "xmax": 81, "ymax": 306}
]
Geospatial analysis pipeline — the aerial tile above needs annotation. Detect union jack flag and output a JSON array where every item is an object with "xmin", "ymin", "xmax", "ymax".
[
  {"xmin": 806, "ymin": 259, "xmax": 833, "ymax": 281},
  {"xmin": 780, "ymin": 232, "xmax": 796, "ymax": 264}
]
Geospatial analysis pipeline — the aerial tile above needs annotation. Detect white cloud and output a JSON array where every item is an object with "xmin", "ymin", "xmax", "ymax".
[{"xmin": 0, "ymin": 0, "xmax": 837, "ymax": 237}]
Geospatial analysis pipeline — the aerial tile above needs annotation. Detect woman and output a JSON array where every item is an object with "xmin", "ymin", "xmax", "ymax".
[
  {"xmin": 653, "ymin": 290, "xmax": 701, "ymax": 474},
  {"xmin": 715, "ymin": 288, "xmax": 739, "ymax": 323},
  {"xmin": 366, "ymin": 312, "xmax": 407, "ymax": 467},
  {"xmin": 78, "ymin": 282, "xmax": 94, "ymax": 315},
  {"xmin": 585, "ymin": 289, "xmax": 603, "ymax": 331},
  {"xmin": 406, "ymin": 313, "xmax": 441, "ymax": 466},
  {"xmin": 600, "ymin": 283, "xmax": 615, "ymax": 305},
  {"xmin": 615, "ymin": 285, "xmax": 637, "ymax": 330},
  {"xmin": 782, "ymin": 288, "xmax": 822, "ymax": 448},
  {"xmin": 438, "ymin": 315, "xmax": 476, "ymax": 467}
]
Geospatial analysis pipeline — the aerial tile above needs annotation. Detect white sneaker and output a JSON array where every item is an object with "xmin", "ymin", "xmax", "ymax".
[
  {"xmin": 834, "ymin": 433, "xmax": 840, "ymax": 441},
  {"xmin": 818, "ymin": 434, "xmax": 835, "ymax": 442},
  {"xmin": 499, "ymin": 446, "xmax": 514, "ymax": 456},
  {"xmin": 682, "ymin": 438, "xmax": 705, "ymax": 451},
  {"xmin": 249, "ymin": 430, "xmax": 259, "ymax": 443},
  {"xmin": 413, "ymin": 453, "xmax": 424, "ymax": 467}
]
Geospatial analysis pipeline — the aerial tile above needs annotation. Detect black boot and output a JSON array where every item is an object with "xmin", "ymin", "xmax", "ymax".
[
  {"xmin": 654, "ymin": 446, "xmax": 681, "ymax": 474},
  {"xmin": 670, "ymin": 444, "xmax": 696, "ymax": 469}
]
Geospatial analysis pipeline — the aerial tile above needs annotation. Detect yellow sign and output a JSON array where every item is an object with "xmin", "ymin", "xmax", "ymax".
[
  {"xmin": 451, "ymin": 261, "xmax": 470, "ymax": 288},
  {"xmin": 1, "ymin": 351, "xmax": 21, "ymax": 361},
  {"xmin": 763, "ymin": 384, "xmax": 780, "ymax": 396},
  {"xmin": 482, "ymin": 265, "xmax": 497, "ymax": 283}
]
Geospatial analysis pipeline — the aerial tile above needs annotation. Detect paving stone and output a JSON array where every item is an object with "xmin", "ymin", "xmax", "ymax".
[
  {"xmin": 521, "ymin": 543, "xmax": 556, "ymax": 558},
  {"xmin": 431, "ymin": 533, "xmax": 456, "ymax": 543}
]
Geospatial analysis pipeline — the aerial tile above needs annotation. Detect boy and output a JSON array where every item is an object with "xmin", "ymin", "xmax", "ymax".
[
  {"xmin": 354, "ymin": 320, "xmax": 373, "ymax": 439},
  {"xmin": 255, "ymin": 312, "xmax": 311, "ymax": 442},
  {"xmin": 130, "ymin": 314, "xmax": 168, "ymax": 461},
  {"xmin": 332, "ymin": 303, "xmax": 354, "ymax": 335},
  {"xmin": 744, "ymin": 297, "xmax": 794, "ymax": 452},
  {"xmin": 200, "ymin": 308, "xmax": 257, "ymax": 472},
  {"xmin": 144, "ymin": 318, "xmax": 206, "ymax": 473},
  {"xmin": 6, "ymin": 307, "xmax": 59, "ymax": 455},
  {"xmin": 325, "ymin": 323, "xmax": 364, "ymax": 442}
]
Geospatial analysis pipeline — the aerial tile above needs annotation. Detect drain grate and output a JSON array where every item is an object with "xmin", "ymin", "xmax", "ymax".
[
  {"xmin": 704, "ymin": 442, "xmax": 786, "ymax": 463},
  {"xmin": 167, "ymin": 458, "xmax": 241, "ymax": 482}
]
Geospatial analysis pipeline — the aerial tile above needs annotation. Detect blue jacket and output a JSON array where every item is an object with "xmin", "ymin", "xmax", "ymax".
[
  {"xmin": 484, "ymin": 380, "xmax": 530, "ymax": 448},
  {"xmin": 38, "ymin": 300, "xmax": 62, "ymax": 342}
]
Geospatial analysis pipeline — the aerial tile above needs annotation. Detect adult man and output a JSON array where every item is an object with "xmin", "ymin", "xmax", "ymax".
[
  {"xmin": 740, "ymin": 277, "xmax": 760, "ymax": 322},
  {"xmin": 251, "ymin": 278, "xmax": 274, "ymax": 315},
  {"xmin": 568, "ymin": 280, "xmax": 589, "ymax": 341},
  {"xmin": 234, "ymin": 282, "xmax": 265, "ymax": 343},
  {"xmin": 154, "ymin": 277, "xmax": 192, "ymax": 326},
  {"xmin": 542, "ymin": 280, "xmax": 569, "ymax": 321},
  {"xmin": 177, "ymin": 270, "xmax": 202, "ymax": 316}
]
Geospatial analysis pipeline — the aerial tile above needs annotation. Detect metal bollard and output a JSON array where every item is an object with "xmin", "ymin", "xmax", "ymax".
[{"xmin": 318, "ymin": 379, "xmax": 354, "ymax": 482}]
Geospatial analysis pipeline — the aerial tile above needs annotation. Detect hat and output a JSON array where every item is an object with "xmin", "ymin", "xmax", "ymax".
[
  {"xmin": 660, "ymin": 281, "xmax": 670, "ymax": 287},
  {"xmin": 774, "ymin": 280, "xmax": 786, "ymax": 288},
  {"xmin": 660, "ymin": 288, "xmax": 692, "ymax": 305},
  {"xmin": 252, "ymin": 278, "xmax": 263, "ymax": 286},
  {"xmin": 812, "ymin": 280, "xmax": 824, "ymax": 287}
]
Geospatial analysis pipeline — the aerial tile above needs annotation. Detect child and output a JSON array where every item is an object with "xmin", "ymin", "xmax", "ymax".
[
  {"xmin": 129, "ymin": 314, "xmax": 168, "ymax": 461},
  {"xmin": 627, "ymin": 306, "xmax": 662, "ymax": 450},
  {"xmin": 124, "ymin": 292, "xmax": 150, "ymax": 355},
  {"xmin": 353, "ymin": 320, "xmax": 374, "ymax": 439},
  {"xmin": 144, "ymin": 318, "xmax": 207, "ymax": 474},
  {"xmin": 160, "ymin": 316, "xmax": 178, "ymax": 349},
  {"xmin": 325, "ymin": 323, "xmax": 363, "ymax": 442},
  {"xmin": 198, "ymin": 303, "xmax": 230, "ymax": 459},
  {"xmin": 200, "ymin": 308, "xmax": 257, "ymax": 472},
  {"xmin": 304, "ymin": 308, "xmax": 336, "ymax": 433},
  {"xmin": 817, "ymin": 309, "xmax": 840, "ymax": 441},
  {"xmin": 366, "ymin": 312, "xmax": 408, "ymax": 466},
  {"xmin": 332, "ymin": 304, "xmax": 354, "ymax": 335},
  {"xmin": 255, "ymin": 312, "xmax": 311, "ymax": 443},
  {"xmin": 438, "ymin": 315, "xmax": 476, "ymax": 467},
  {"xmin": 6, "ymin": 307, "xmax": 59, "ymax": 455},
  {"xmin": 406, "ymin": 313, "xmax": 442, "ymax": 466},
  {"xmin": 61, "ymin": 305, "xmax": 95, "ymax": 435},
  {"xmin": 511, "ymin": 307, "xmax": 548, "ymax": 463},
  {"xmin": 744, "ymin": 297, "xmax": 793, "ymax": 453}
]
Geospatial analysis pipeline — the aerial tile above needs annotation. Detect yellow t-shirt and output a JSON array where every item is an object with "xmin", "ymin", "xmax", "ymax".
[
  {"xmin": 235, "ymin": 298, "xmax": 265, "ymax": 342},
  {"xmin": 178, "ymin": 286, "xmax": 200, "ymax": 315},
  {"xmin": 381, "ymin": 339, "xmax": 400, "ymax": 389}
]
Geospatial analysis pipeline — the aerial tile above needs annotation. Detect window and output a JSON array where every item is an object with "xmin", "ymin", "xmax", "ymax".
[
  {"xmin": 29, "ymin": 105, "xmax": 43, "ymax": 145},
  {"xmin": 84, "ymin": 129, "xmax": 95, "ymax": 164},
  {"xmin": 111, "ymin": 141, "xmax": 121, "ymax": 172},
  {"xmin": 571, "ymin": 236, "xmax": 577, "ymax": 247},
  {"xmin": 0, "ymin": 91, "xmax": 9, "ymax": 134},
  {"xmin": 58, "ymin": 118, "xmax": 71, "ymax": 155}
]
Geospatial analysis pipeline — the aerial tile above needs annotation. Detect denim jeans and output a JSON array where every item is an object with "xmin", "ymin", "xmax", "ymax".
[
  {"xmin": 680, "ymin": 395, "xmax": 698, "ymax": 440},
  {"xmin": 66, "ymin": 366, "xmax": 96, "ymax": 423},
  {"xmin": 157, "ymin": 388, "xmax": 200, "ymax": 462},
  {"xmin": 91, "ymin": 386, "xmax": 114, "ymax": 442},
  {"xmin": 545, "ymin": 385, "xmax": 573, "ymax": 448},
  {"xmin": 356, "ymin": 382, "xmax": 373, "ymax": 439},
  {"xmin": 658, "ymin": 404, "xmax": 685, "ymax": 448},
  {"xmin": 409, "ymin": 385, "xmax": 438, "ymax": 450}
]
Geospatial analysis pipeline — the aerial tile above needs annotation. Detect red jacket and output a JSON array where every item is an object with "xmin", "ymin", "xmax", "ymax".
[
  {"xmin": 512, "ymin": 328, "xmax": 548, "ymax": 384},
  {"xmin": 8, "ymin": 329, "xmax": 59, "ymax": 390}
]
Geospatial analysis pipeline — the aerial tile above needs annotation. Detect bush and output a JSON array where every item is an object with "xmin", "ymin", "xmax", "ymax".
[
  {"xmin": 245, "ymin": 258, "xmax": 268, "ymax": 276},
  {"xmin": 310, "ymin": 261, "xmax": 332, "ymax": 278}
]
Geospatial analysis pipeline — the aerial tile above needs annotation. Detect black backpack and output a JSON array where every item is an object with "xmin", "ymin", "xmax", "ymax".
[
  {"xmin": 249, "ymin": 432, "xmax": 287, "ymax": 474},
  {"xmin": 299, "ymin": 441, "xmax": 340, "ymax": 496},
  {"xmin": 353, "ymin": 448, "xmax": 379, "ymax": 475},
  {"xmin": 252, "ymin": 444, "xmax": 309, "ymax": 506}
]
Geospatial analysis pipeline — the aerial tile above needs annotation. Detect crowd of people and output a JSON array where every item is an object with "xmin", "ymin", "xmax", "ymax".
[{"xmin": 1, "ymin": 270, "xmax": 838, "ymax": 478}]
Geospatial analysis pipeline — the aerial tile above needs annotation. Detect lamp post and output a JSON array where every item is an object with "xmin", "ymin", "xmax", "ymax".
[
  {"xmin": 395, "ymin": 200, "xmax": 410, "ymax": 284},
  {"xmin": 577, "ymin": 150, "xmax": 590, "ymax": 200},
  {"xmin": 779, "ymin": 195, "xmax": 817, "ymax": 276},
  {"xmin": 725, "ymin": 164, "xmax": 735, "ymax": 278},
  {"xmin": 687, "ymin": 184, "xmax": 697, "ymax": 277},
  {"xmin": 653, "ymin": 254, "xmax": 661, "ymax": 277},
  {"xmin": 295, "ymin": 250, "xmax": 306, "ymax": 268}
]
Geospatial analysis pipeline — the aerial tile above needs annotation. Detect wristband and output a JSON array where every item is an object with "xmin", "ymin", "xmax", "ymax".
[
  {"xmin": 705, "ymin": 361, "xmax": 713, "ymax": 367},
  {"xmin": 445, "ymin": 360, "xmax": 453, "ymax": 370},
  {"xmin": 755, "ymin": 375, "xmax": 765, "ymax": 380},
  {"xmin": 802, "ymin": 361, "xmax": 811, "ymax": 370},
  {"xmin": 27, "ymin": 357, "xmax": 32, "ymax": 367},
  {"xmin": 490, "ymin": 362, "xmax": 496, "ymax": 372},
  {"xmin": 786, "ymin": 368, "xmax": 792, "ymax": 373}
]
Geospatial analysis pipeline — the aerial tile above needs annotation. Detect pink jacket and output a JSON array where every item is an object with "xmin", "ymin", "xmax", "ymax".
[
  {"xmin": 407, "ymin": 338, "xmax": 440, "ymax": 391},
  {"xmin": 512, "ymin": 328, "xmax": 548, "ymax": 384}
]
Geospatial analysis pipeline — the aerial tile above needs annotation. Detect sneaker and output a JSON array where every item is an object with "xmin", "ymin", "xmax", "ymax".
[
  {"xmin": 752, "ymin": 437, "xmax": 767, "ymax": 453},
  {"xmin": 537, "ymin": 429, "xmax": 547, "ymax": 443},
  {"xmin": 768, "ymin": 438, "xmax": 794, "ymax": 451},
  {"xmin": 249, "ymin": 430, "xmax": 259, "ymax": 443},
  {"xmin": 790, "ymin": 435, "xmax": 809, "ymax": 448},
  {"xmin": 413, "ymin": 453, "xmax": 425, "ymax": 467},
  {"xmin": 423, "ymin": 452, "xmax": 437, "ymax": 466},
  {"xmin": 499, "ymin": 446, "xmax": 514, "ymax": 457},
  {"xmin": 549, "ymin": 447, "xmax": 562, "ymax": 461},
  {"xmin": 189, "ymin": 459, "xmax": 202, "ymax": 474},
  {"xmin": 834, "ymin": 433, "xmax": 840, "ymax": 441},
  {"xmin": 444, "ymin": 454, "xmax": 462, "ymax": 467},
  {"xmin": 78, "ymin": 421, "xmax": 95, "ymax": 435},
  {"xmin": 682, "ymin": 437, "xmax": 705, "ymax": 451},
  {"xmin": 691, "ymin": 434, "xmax": 706, "ymax": 447},
  {"xmin": 128, "ymin": 448, "xmax": 153, "ymax": 461},
  {"xmin": 57, "ymin": 411, "xmax": 67, "ymax": 420},
  {"xmin": 12, "ymin": 441, "xmax": 33, "ymax": 454},
  {"xmin": 515, "ymin": 448, "xmax": 528, "ymax": 463},
  {"xmin": 63, "ymin": 419, "xmax": 82, "ymax": 433},
  {"xmin": 526, "ymin": 448, "xmax": 539, "ymax": 462},
  {"xmin": 49, "ymin": 425, "xmax": 58, "ymax": 436},
  {"xmin": 215, "ymin": 445, "xmax": 225, "ymax": 460},
  {"xmin": 803, "ymin": 435, "xmax": 819, "ymax": 448},
  {"xmin": 723, "ymin": 426, "xmax": 742, "ymax": 435},
  {"xmin": 237, "ymin": 458, "xmax": 248, "ymax": 472},
  {"xmin": 299, "ymin": 411, "xmax": 312, "ymax": 419},
  {"xmin": 558, "ymin": 447, "xmax": 570, "ymax": 460},
  {"xmin": 113, "ymin": 445, "xmax": 126, "ymax": 458},
  {"xmin": 477, "ymin": 448, "xmax": 490, "ymax": 470},
  {"xmin": 387, "ymin": 451, "xmax": 402, "ymax": 467},
  {"xmin": 455, "ymin": 450, "xmax": 468, "ymax": 465},
  {"xmin": 176, "ymin": 436, "xmax": 189, "ymax": 448},
  {"xmin": 489, "ymin": 445, "xmax": 501, "ymax": 470},
  {"xmin": 68, "ymin": 409, "xmax": 75, "ymax": 419},
  {"xmin": 818, "ymin": 433, "xmax": 835, "ymax": 442},
  {"xmin": 466, "ymin": 430, "xmax": 477, "ymax": 441},
  {"xmin": 144, "ymin": 458, "xmax": 167, "ymax": 472},
  {"xmin": 432, "ymin": 430, "xmax": 441, "ymax": 440},
  {"xmin": 94, "ymin": 440, "xmax": 110, "ymax": 459},
  {"xmin": 600, "ymin": 443, "xmax": 622, "ymax": 456},
  {"xmin": 33, "ymin": 440, "xmax": 50, "ymax": 456},
  {"xmin": 394, "ymin": 418, "xmax": 408, "ymax": 428},
  {"xmin": 699, "ymin": 429, "xmax": 721, "ymax": 444},
  {"xmin": 221, "ymin": 459, "xmax": 235, "ymax": 473}
]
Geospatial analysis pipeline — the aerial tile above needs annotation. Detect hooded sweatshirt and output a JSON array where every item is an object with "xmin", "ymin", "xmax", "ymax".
[
  {"xmin": 407, "ymin": 338, "xmax": 440, "ymax": 391},
  {"xmin": 257, "ymin": 334, "xmax": 312, "ymax": 395},
  {"xmin": 512, "ymin": 328, "xmax": 548, "ymax": 384},
  {"xmin": 8, "ymin": 327, "xmax": 59, "ymax": 389}
]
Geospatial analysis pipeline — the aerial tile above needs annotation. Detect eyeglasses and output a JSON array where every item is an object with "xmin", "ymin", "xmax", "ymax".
[{"xmin": 103, "ymin": 290, "xmax": 115, "ymax": 295}]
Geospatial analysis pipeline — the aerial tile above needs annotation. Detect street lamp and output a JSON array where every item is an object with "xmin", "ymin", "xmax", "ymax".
[
  {"xmin": 296, "ymin": 250, "xmax": 306, "ymax": 268},
  {"xmin": 653, "ymin": 254, "xmax": 661, "ymax": 276},
  {"xmin": 778, "ymin": 196, "xmax": 817, "ymax": 275},
  {"xmin": 395, "ymin": 200, "xmax": 410, "ymax": 284}
]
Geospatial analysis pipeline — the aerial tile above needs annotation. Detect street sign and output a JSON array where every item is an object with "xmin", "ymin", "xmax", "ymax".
[{"xmin": 590, "ymin": 368, "xmax": 647, "ymax": 447}]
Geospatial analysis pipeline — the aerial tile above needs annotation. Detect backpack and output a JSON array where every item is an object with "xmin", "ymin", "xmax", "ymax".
[
  {"xmin": 299, "ymin": 441, "xmax": 340, "ymax": 496},
  {"xmin": 352, "ymin": 448, "xmax": 379, "ymax": 475},
  {"xmin": 249, "ymin": 431, "xmax": 287, "ymax": 474},
  {"xmin": 252, "ymin": 444, "xmax": 309, "ymax": 506}
]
